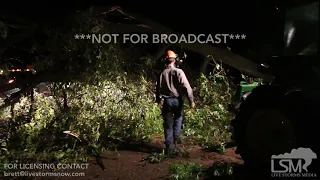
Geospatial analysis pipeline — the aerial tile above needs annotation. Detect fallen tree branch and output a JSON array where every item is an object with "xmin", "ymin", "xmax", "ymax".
[{"xmin": 94, "ymin": 6, "xmax": 273, "ymax": 80}]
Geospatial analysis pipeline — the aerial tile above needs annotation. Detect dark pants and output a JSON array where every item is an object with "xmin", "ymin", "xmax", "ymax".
[{"xmin": 162, "ymin": 97, "xmax": 183, "ymax": 150}]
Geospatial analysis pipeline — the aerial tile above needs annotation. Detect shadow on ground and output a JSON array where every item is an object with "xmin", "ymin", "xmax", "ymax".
[
  {"xmin": 116, "ymin": 142, "xmax": 164, "ymax": 153},
  {"xmin": 202, "ymin": 141, "xmax": 237, "ymax": 152}
]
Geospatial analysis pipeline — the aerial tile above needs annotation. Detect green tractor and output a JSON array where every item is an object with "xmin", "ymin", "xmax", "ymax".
[
  {"xmin": 231, "ymin": 0, "xmax": 320, "ymax": 175},
  {"xmin": 230, "ymin": 79, "xmax": 260, "ymax": 111}
]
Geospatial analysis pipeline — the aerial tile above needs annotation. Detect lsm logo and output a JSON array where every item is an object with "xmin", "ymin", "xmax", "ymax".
[{"xmin": 271, "ymin": 147, "xmax": 317, "ymax": 178}]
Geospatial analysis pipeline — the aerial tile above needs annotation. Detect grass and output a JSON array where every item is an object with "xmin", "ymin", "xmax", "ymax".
[
  {"xmin": 168, "ymin": 162, "xmax": 234, "ymax": 180},
  {"xmin": 169, "ymin": 163, "xmax": 204, "ymax": 180}
]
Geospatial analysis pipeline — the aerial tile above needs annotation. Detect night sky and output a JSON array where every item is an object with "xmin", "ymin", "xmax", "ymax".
[{"xmin": 1, "ymin": 0, "xmax": 318, "ymax": 57}]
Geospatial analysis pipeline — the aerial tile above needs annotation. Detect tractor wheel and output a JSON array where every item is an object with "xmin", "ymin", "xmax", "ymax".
[{"xmin": 232, "ymin": 85, "xmax": 299, "ymax": 172}]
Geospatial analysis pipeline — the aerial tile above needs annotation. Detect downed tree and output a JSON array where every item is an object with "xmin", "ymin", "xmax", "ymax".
[
  {"xmin": 95, "ymin": 6, "xmax": 272, "ymax": 80},
  {"xmin": 1, "ymin": 6, "xmax": 272, "ymax": 79},
  {"xmin": 0, "ymin": 5, "xmax": 273, "ymax": 110},
  {"xmin": 0, "ymin": 6, "xmax": 236, "ymax": 164}
]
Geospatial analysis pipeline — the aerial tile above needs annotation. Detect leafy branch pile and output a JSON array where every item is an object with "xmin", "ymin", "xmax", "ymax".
[
  {"xmin": 183, "ymin": 58, "xmax": 234, "ymax": 148},
  {"xmin": 0, "ymin": 8, "xmax": 234, "ymax": 164}
]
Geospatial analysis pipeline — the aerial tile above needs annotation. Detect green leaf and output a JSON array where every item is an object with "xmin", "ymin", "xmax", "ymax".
[{"xmin": 55, "ymin": 152, "xmax": 65, "ymax": 159}]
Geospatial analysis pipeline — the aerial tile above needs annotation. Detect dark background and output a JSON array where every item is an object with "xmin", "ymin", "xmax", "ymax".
[{"xmin": 0, "ymin": 0, "xmax": 318, "ymax": 60}]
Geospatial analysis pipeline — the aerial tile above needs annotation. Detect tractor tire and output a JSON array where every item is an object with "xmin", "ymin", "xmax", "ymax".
[
  {"xmin": 232, "ymin": 85, "xmax": 297, "ymax": 171},
  {"xmin": 233, "ymin": 85, "xmax": 320, "ymax": 174}
]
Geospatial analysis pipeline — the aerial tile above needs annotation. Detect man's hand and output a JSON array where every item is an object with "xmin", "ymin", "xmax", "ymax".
[
  {"xmin": 158, "ymin": 103, "xmax": 163, "ymax": 108},
  {"xmin": 190, "ymin": 102, "xmax": 195, "ymax": 109}
]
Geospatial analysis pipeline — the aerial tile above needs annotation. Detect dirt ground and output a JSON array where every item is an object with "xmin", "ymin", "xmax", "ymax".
[
  {"xmin": 53, "ymin": 138, "xmax": 271, "ymax": 180},
  {"xmin": 1, "ymin": 136, "xmax": 274, "ymax": 180},
  {"xmin": 81, "ymin": 149, "xmax": 241, "ymax": 179}
]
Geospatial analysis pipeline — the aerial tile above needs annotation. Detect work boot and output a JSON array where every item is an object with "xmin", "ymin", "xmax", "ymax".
[
  {"xmin": 176, "ymin": 138, "xmax": 183, "ymax": 144},
  {"xmin": 165, "ymin": 148, "xmax": 173, "ymax": 155},
  {"xmin": 165, "ymin": 148, "xmax": 179, "ymax": 158}
]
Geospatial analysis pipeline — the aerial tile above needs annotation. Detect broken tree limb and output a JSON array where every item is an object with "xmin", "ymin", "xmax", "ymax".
[
  {"xmin": 100, "ymin": 21, "xmax": 152, "ymax": 33},
  {"xmin": 95, "ymin": 6, "xmax": 272, "ymax": 80}
]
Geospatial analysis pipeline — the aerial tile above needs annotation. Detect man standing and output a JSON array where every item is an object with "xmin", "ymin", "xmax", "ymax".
[{"xmin": 156, "ymin": 50, "xmax": 195, "ymax": 154}]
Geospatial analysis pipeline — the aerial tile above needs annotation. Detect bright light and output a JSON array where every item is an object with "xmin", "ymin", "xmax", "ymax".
[
  {"xmin": 286, "ymin": 27, "xmax": 295, "ymax": 47},
  {"xmin": 10, "ymin": 69, "xmax": 21, "ymax": 72},
  {"xmin": 8, "ymin": 79, "xmax": 14, "ymax": 83},
  {"xmin": 260, "ymin": 63, "xmax": 270, "ymax": 68}
]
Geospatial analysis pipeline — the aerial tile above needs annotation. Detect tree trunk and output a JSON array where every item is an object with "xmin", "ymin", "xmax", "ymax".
[{"xmin": 28, "ymin": 89, "xmax": 34, "ymax": 119}]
